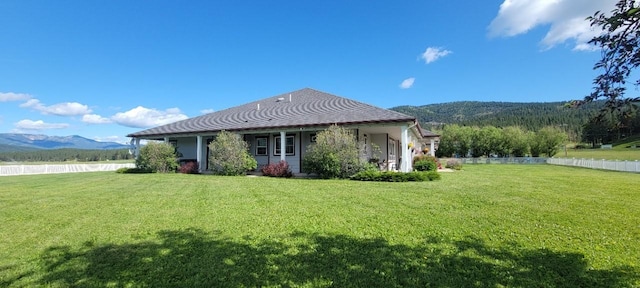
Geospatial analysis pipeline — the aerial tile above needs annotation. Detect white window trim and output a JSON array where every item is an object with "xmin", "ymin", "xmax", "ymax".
[
  {"xmin": 274, "ymin": 135, "xmax": 295, "ymax": 156},
  {"xmin": 255, "ymin": 137, "xmax": 268, "ymax": 156}
]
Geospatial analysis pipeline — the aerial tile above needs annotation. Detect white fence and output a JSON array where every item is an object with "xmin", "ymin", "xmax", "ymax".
[
  {"xmin": 0, "ymin": 163, "xmax": 135, "ymax": 176},
  {"xmin": 547, "ymin": 158, "xmax": 640, "ymax": 173}
]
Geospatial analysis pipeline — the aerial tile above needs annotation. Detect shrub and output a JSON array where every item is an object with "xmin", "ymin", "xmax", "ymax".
[
  {"xmin": 445, "ymin": 159, "xmax": 463, "ymax": 170},
  {"xmin": 116, "ymin": 167, "xmax": 152, "ymax": 174},
  {"xmin": 208, "ymin": 131, "xmax": 258, "ymax": 176},
  {"xmin": 135, "ymin": 142, "xmax": 179, "ymax": 173},
  {"xmin": 350, "ymin": 170, "xmax": 440, "ymax": 182},
  {"xmin": 179, "ymin": 161, "xmax": 200, "ymax": 174},
  {"xmin": 303, "ymin": 125, "xmax": 365, "ymax": 178},
  {"xmin": 412, "ymin": 155, "xmax": 439, "ymax": 171},
  {"xmin": 261, "ymin": 161, "xmax": 293, "ymax": 178}
]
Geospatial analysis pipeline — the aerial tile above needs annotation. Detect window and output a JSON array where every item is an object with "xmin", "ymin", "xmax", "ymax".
[
  {"xmin": 310, "ymin": 133, "xmax": 317, "ymax": 143},
  {"xmin": 389, "ymin": 140, "xmax": 396, "ymax": 156},
  {"xmin": 256, "ymin": 137, "xmax": 268, "ymax": 156},
  {"xmin": 274, "ymin": 135, "xmax": 295, "ymax": 155}
]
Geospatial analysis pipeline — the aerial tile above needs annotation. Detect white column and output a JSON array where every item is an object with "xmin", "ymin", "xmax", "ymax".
[
  {"xmin": 400, "ymin": 125, "xmax": 409, "ymax": 172},
  {"xmin": 280, "ymin": 131, "xmax": 286, "ymax": 161},
  {"xmin": 164, "ymin": 137, "xmax": 169, "ymax": 143},
  {"xmin": 135, "ymin": 138, "xmax": 141, "ymax": 158},
  {"xmin": 430, "ymin": 138, "xmax": 435, "ymax": 156},
  {"xmin": 196, "ymin": 135, "xmax": 203, "ymax": 171}
]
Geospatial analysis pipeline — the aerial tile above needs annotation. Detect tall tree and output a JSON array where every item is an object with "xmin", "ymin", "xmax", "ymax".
[{"xmin": 578, "ymin": 0, "xmax": 640, "ymax": 121}]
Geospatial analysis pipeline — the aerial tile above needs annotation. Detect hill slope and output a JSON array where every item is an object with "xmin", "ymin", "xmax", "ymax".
[
  {"xmin": 0, "ymin": 134, "xmax": 129, "ymax": 152},
  {"xmin": 390, "ymin": 101, "xmax": 603, "ymax": 134}
]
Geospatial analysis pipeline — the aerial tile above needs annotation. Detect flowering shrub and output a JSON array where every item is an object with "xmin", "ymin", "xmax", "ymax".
[
  {"xmin": 261, "ymin": 161, "xmax": 293, "ymax": 178},
  {"xmin": 179, "ymin": 161, "xmax": 200, "ymax": 174},
  {"xmin": 412, "ymin": 155, "xmax": 439, "ymax": 171},
  {"xmin": 445, "ymin": 159, "xmax": 463, "ymax": 170}
]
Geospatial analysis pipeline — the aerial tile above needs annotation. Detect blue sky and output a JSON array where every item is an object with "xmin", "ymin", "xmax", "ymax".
[{"xmin": 0, "ymin": 0, "xmax": 619, "ymax": 143}]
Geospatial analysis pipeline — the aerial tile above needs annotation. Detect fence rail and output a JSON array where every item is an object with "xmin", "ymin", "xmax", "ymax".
[
  {"xmin": 0, "ymin": 163, "xmax": 135, "ymax": 176},
  {"xmin": 547, "ymin": 158, "xmax": 640, "ymax": 173}
]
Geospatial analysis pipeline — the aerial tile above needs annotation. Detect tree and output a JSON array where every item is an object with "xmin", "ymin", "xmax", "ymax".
[
  {"xmin": 208, "ymin": 130, "xmax": 257, "ymax": 176},
  {"xmin": 577, "ymin": 0, "xmax": 640, "ymax": 121},
  {"xmin": 502, "ymin": 126, "xmax": 529, "ymax": 157},
  {"xmin": 302, "ymin": 125, "xmax": 363, "ymax": 178},
  {"xmin": 532, "ymin": 127, "xmax": 568, "ymax": 157},
  {"xmin": 136, "ymin": 142, "xmax": 179, "ymax": 173}
]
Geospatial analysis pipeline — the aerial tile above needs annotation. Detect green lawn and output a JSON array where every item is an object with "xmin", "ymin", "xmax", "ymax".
[
  {"xmin": 562, "ymin": 148, "xmax": 640, "ymax": 161},
  {"xmin": 1, "ymin": 165, "xmax": 638, "ymax": 287}
]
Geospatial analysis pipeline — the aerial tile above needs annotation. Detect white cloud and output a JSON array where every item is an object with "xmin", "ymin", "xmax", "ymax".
[
  {"xmin": 399, "ymin": 77, "xmax": 415, "ymax": 89},
  {"xmin": 419, "ymin": 47, "xmax": 452, "ymax": 64},
  {"xmin": 15, "ymin": 119, "xmax": 69, "ymax": 130},
  {"xmin": 82, "ymin": 114, "xmax": 112, "ymax": 124},
  {"xmin": 488, "ymin": 0, "xmax": 617, "ymax": 50},
  {"xmin": 112, "ymin": 106, "xmax": 188, "ymax": 128},
  {"xmin": 94, "ymin": 136, "xmax": 127, "ymax": 144},
  {"xmin": 0, "ymin": 92, "xmax": 32, "ymax": 102},
  {"xmin": 201, "ymin": 108, "xmax": 215, "ymax": 114},
  {"xmin": 20, "ymin": 99, "xmax": 92, "ymax": 116}
]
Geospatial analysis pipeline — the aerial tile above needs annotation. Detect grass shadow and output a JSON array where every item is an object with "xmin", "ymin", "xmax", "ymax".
[{"xmin": 31, "ymin": 229, "xmax": 638, "ymax": 287}]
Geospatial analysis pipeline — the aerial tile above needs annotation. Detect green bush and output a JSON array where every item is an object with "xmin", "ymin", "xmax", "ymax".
[
  {"xmin": 135, "ymin": 142, "xmax": 179, "ymax": 173},
  {"xmin": 412, "ymin": 155, "xmax": 438, "ymax": 171},
  {"xmin": 208, "ymin": 130, "xmax": 257, "ymax": 176},
  {"xmin": 303, "ymin": 125, "xmax": 365, "ymax": 178},
  {"xmin": 116, "ymin": 167, "xmax": 152, "ymax": 174},
  {"xmin": 350, "ymin": 170, "xmax": 440, "ymax": 182}
]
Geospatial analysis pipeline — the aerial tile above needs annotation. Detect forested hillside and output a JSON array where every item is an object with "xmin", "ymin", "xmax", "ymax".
[
  {"xmin": 390, "ymin": 101, "xmax": 604, "ymax": 140},
  {"xmin": 0, "ymin": 148, "xmax": 134, "ymax": 162}
]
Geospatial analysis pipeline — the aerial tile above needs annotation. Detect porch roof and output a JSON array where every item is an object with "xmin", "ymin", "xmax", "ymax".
[{"xmin": 128, "ymin": 88, "xmax": 419, "ymax": 138}]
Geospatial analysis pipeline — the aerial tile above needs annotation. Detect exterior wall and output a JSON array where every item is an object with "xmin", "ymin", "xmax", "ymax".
[
  {"xmin": 267, "ymin": 132, "xmax": 302, "ymax": 173},
  {"xmin": 370, "ymin": 133, "xmax": 389, "ymax": 170},
  {"xmin": 244, "ymin": 134, "xmax": 270, "ymax": 171},
  {"xmin": 175, "ymin": 137, "xmax": 197, "ymax": 160}
]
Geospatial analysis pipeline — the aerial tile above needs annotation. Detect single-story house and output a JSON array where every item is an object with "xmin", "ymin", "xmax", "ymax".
[{"xmin": 127, "ymin": 88, "xmax": 439, "ymax": 173}]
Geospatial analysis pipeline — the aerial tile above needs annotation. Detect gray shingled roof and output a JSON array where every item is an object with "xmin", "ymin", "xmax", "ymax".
[{"xmin": 127, "ymin": 88, "xmax": 417, "ymax": 138}]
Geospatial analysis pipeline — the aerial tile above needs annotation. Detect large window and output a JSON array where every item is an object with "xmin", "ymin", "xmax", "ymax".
[
  {"xmin": 255, "ymin": 137, "xmax": 268, "ymax": 156},
  {"xmin": 274, "ymin": 135, "xmax": 295, "ymax": 155}
]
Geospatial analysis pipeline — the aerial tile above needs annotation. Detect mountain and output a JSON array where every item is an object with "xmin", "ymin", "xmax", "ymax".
[
  {"xmin": 0, "ymin": 134, "xmax": 130, "ymax": 152},
  {"xmin": 390, "ymin": 101, "xmax": 603, "ymax": 135}
]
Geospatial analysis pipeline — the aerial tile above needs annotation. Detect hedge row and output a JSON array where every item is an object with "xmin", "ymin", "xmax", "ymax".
[{"xmin": 350, "ymin": 170, "xmax": 441, "ymax": 182}]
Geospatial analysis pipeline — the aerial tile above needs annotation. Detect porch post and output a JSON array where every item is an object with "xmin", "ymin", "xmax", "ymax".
[
  {"xmin": 196, "ymin": 135, "xmax": 203, "ymax": 171},
  {"xmin": 280, "ymin": 131, "xmax": 286, "ymax": 161},
  {"xmin": 164, "ymin": 137, "xmax": 169, "ymax": 143},
  {"xmin": 400, "ymin": 124, "xmax": 409, "ymax": 172},
  {"xmin": 135, "ymin": 138, "xmax": 141, "ymax": 158},
  {"xmin": 430, "ymin": 138, "xmax": 435, "ymax": 156}
]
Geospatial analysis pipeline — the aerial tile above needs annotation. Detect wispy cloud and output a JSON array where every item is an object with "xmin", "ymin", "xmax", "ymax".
[
  {"xmin": 94, "ymin": 135, "xmax": 128, "ymax": 144},
  {"xmin": 488, "ymin": 0, "xmax": 617, "ymax": 50},
  {"xmin": 419, "ymin": 47, "xmax": 452, "ymax": 64},
  {"xmin": 200, "ymin": 109, "xmax": 215, "ymax": 114},
  {"xmin": 82, "ymin": 114, "xmax": 113, "ymax": 124},
  {"xmin": 399, "ymin": 77, "xmax": 415, "ymax": 89},
  {"xmin": 0, "ymin": 92, "xmax": 32, "ymax": 102},
  {"xmin": 112, "ymin": 106, "xmax": 188, "ymax": 128},
  {"xmin": 20, "ymin": 99, "xmax": 92, "ymax": 116},
  {"xmin": 15, "ymin": 119, "xmax": 69, "ymax": 130}
]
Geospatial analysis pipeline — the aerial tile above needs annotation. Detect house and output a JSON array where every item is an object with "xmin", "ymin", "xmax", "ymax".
[{"xmin": 127, "ymin": 88, "xmax": 439, "ymax": 173}]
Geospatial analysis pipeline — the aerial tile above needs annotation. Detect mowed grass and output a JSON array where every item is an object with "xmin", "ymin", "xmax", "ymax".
[
  {"xmin": 0, "ymin": 165, "xmax": 638, "ymax": 287},
  {"xmin": 563, "ymin": 148, "xmax": 640, "ymax": 161}
]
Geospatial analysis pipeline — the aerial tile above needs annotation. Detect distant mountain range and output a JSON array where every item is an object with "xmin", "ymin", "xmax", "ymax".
[{"xmin": 0, "ymin": 133, "xmax": 130, "ymax": 152}]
